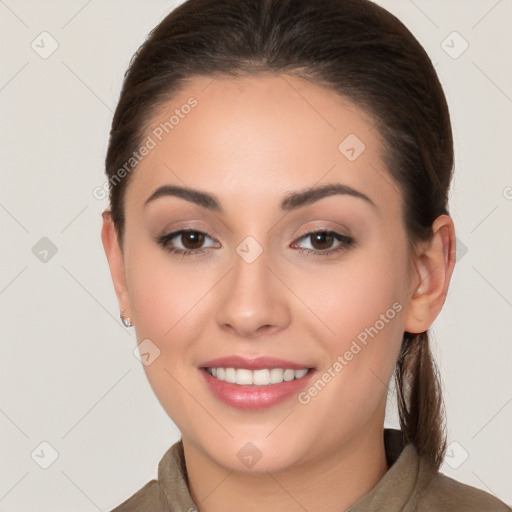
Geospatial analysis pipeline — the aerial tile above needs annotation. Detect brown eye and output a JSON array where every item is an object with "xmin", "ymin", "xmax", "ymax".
[
  {"xmin": 180, "ymin": 231, "xmax": 205, "ymax": 250},
  {"xmin": 155, "ymin": 229, "xmax": 218, "ymax": 257},
  {"xmin": 292, "ymin": 230, "xmax": 355, "ymax": 257},
  {"xmin": 309, "ymin": 232, "xmax": 336, "ymax": 251}
]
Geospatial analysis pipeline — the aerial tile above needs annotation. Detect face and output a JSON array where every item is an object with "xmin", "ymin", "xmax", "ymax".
[{"xmin": 107, "ymin": 73, "xmax": 420, "ymax": 473}]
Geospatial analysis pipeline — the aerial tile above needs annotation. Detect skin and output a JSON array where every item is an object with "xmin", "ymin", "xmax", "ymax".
[{"xmin": 102, "ymin": 73, "xmax": 456, "ymax": 512}]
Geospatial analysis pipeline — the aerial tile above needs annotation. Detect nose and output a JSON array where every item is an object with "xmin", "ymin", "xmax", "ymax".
[{"xmin": 215, "ymin": 245, "xmax": 291, "ymax": 339}]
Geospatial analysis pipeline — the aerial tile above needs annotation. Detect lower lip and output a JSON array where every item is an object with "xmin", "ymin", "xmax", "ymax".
[{"xmin": 200, "ymin": 368, "xmax": 315, "ymax": 409}]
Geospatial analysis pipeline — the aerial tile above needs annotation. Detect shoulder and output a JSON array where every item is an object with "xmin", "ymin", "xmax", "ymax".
[
  {"xmin": 109, "ymin": 440, "xmax": 196, "ymax": 512},
  {"xmin": 416, "ymin": 469, "xmax": 511, "ymax": 511},
  {"xmin": 109, "ymin": 479, "xmax": 169, "ymax": 512}
]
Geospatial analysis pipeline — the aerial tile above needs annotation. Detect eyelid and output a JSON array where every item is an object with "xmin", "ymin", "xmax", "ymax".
[
  {"xmin": 160, "ymin": 220, "xmax": 219, "ymax": 237},
  {"xmin": 295, "ymin": 222, "xmax": 352, "ymax": 237}
]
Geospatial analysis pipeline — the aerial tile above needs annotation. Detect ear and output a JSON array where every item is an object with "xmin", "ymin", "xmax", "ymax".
[
  {"xmin": 404, "ymin": 214, "xmax": 457, "ymax": 334},
  {"xmin": 101, "ymin": 210, "xmax": 131, "ymax": 317}
]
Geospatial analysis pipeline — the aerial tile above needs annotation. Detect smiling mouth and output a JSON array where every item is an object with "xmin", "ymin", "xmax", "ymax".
[{"xmin": 204, "ymin": 367, "xmax": 311, "ymax": 386}]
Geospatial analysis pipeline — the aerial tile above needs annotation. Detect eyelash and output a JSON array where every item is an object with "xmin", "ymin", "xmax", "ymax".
[{"xmin": 155, "ymin": 228, "xmax": 355, "ymax": 258}]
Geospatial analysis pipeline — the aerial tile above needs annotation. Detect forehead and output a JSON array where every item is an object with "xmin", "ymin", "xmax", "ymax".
[{"xmin": 125, "ymin": 73, "xmax": 399, "ymax": 215}]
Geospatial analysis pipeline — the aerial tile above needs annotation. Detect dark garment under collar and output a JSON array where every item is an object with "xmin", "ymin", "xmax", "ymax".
[{"xmin": 110, "ymin": 428, "xmax": 511, "ymax": 511}]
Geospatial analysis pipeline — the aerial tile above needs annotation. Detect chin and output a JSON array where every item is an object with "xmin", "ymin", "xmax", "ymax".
[{"xmin": 196, "ymin": 431, "xmax": 311, "ymax": 474}]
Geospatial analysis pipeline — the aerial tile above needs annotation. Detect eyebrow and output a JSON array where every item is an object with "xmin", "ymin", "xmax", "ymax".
[{"xmin": 144, "ymin": 183, "xmax": 377, "ymax": 212}]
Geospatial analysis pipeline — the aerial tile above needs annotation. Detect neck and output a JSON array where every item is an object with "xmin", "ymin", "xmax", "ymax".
[{"xmin": 182, "ymin": 427, "xmax": 389, "ymax": 512}]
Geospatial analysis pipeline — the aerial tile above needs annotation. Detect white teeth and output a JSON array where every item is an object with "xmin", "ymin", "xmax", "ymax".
[
  {"xmin": 253, "ymin": 369, "xmax": 270, "ymax": 385},
  {"xmin": 269, "ymin": 368, "xmax": 284, "ymax": 384},
  {"xmin": 235, "ymin": 369, "xmax": 253, "ymax": 385},
  {"xmin": 206, "ymin": 367, "xmax": 310, "ymax": 386},
  {"xmin": 283, "ymin": 369, "xmax": 295, "ymax": 381},
  {"xmin": 294, "ymin": 368, "xmax": 308, "ymax": 379},
  {"xmin": 224, "ymin": 367, "xmax": 236, "ymax": 384}
]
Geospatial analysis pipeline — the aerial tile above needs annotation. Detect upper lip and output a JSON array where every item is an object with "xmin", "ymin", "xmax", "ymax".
[{"xmin": 199, "ymin": 355, "xmax": 313, "ymax": 371}]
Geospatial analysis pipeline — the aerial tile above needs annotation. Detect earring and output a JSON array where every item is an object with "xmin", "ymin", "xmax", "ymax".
[{"xmin": 120, "ymin": 309, "xmax": 133, "ymax": 328}]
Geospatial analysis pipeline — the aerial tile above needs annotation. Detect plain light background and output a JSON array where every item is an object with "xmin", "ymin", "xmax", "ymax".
[{"xmin": 1, "ymin": 0, "xmax": 511, "ymax": 510}]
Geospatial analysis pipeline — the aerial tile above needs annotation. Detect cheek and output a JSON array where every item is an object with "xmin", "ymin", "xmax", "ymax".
[
  {"xmin": 126, "ymin": 244, "xmax": 207, "ymax": 340},
  {"xmin": 296, "ymin": 240, "xmax": 407, "ymax": 396},
  {"xmin": 124, "ymin": 244, "xmax": 220, "ymax": 388},
  {"xmin": 124, "ymin": 247, "xmax": 208, "ymax": 426},
  {"xmin": 294, "ymin": 244, "xmax": 407, "ymax": 350}
]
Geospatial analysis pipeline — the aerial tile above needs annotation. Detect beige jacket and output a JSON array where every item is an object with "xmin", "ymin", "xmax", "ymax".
[{"xmin": 110, "ymin": 429, "xmax": 511, "ymax": 511}]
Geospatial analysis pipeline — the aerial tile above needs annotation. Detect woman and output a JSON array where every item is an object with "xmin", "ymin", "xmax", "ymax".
[{"xmin": 101, "ymin": 0, "xmax": 511, "ymax": 510}]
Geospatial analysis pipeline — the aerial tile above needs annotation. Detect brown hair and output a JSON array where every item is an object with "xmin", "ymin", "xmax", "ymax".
[{"xmin": 105, "ymin": 0, "xmax": 452, "ymax": 469}]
